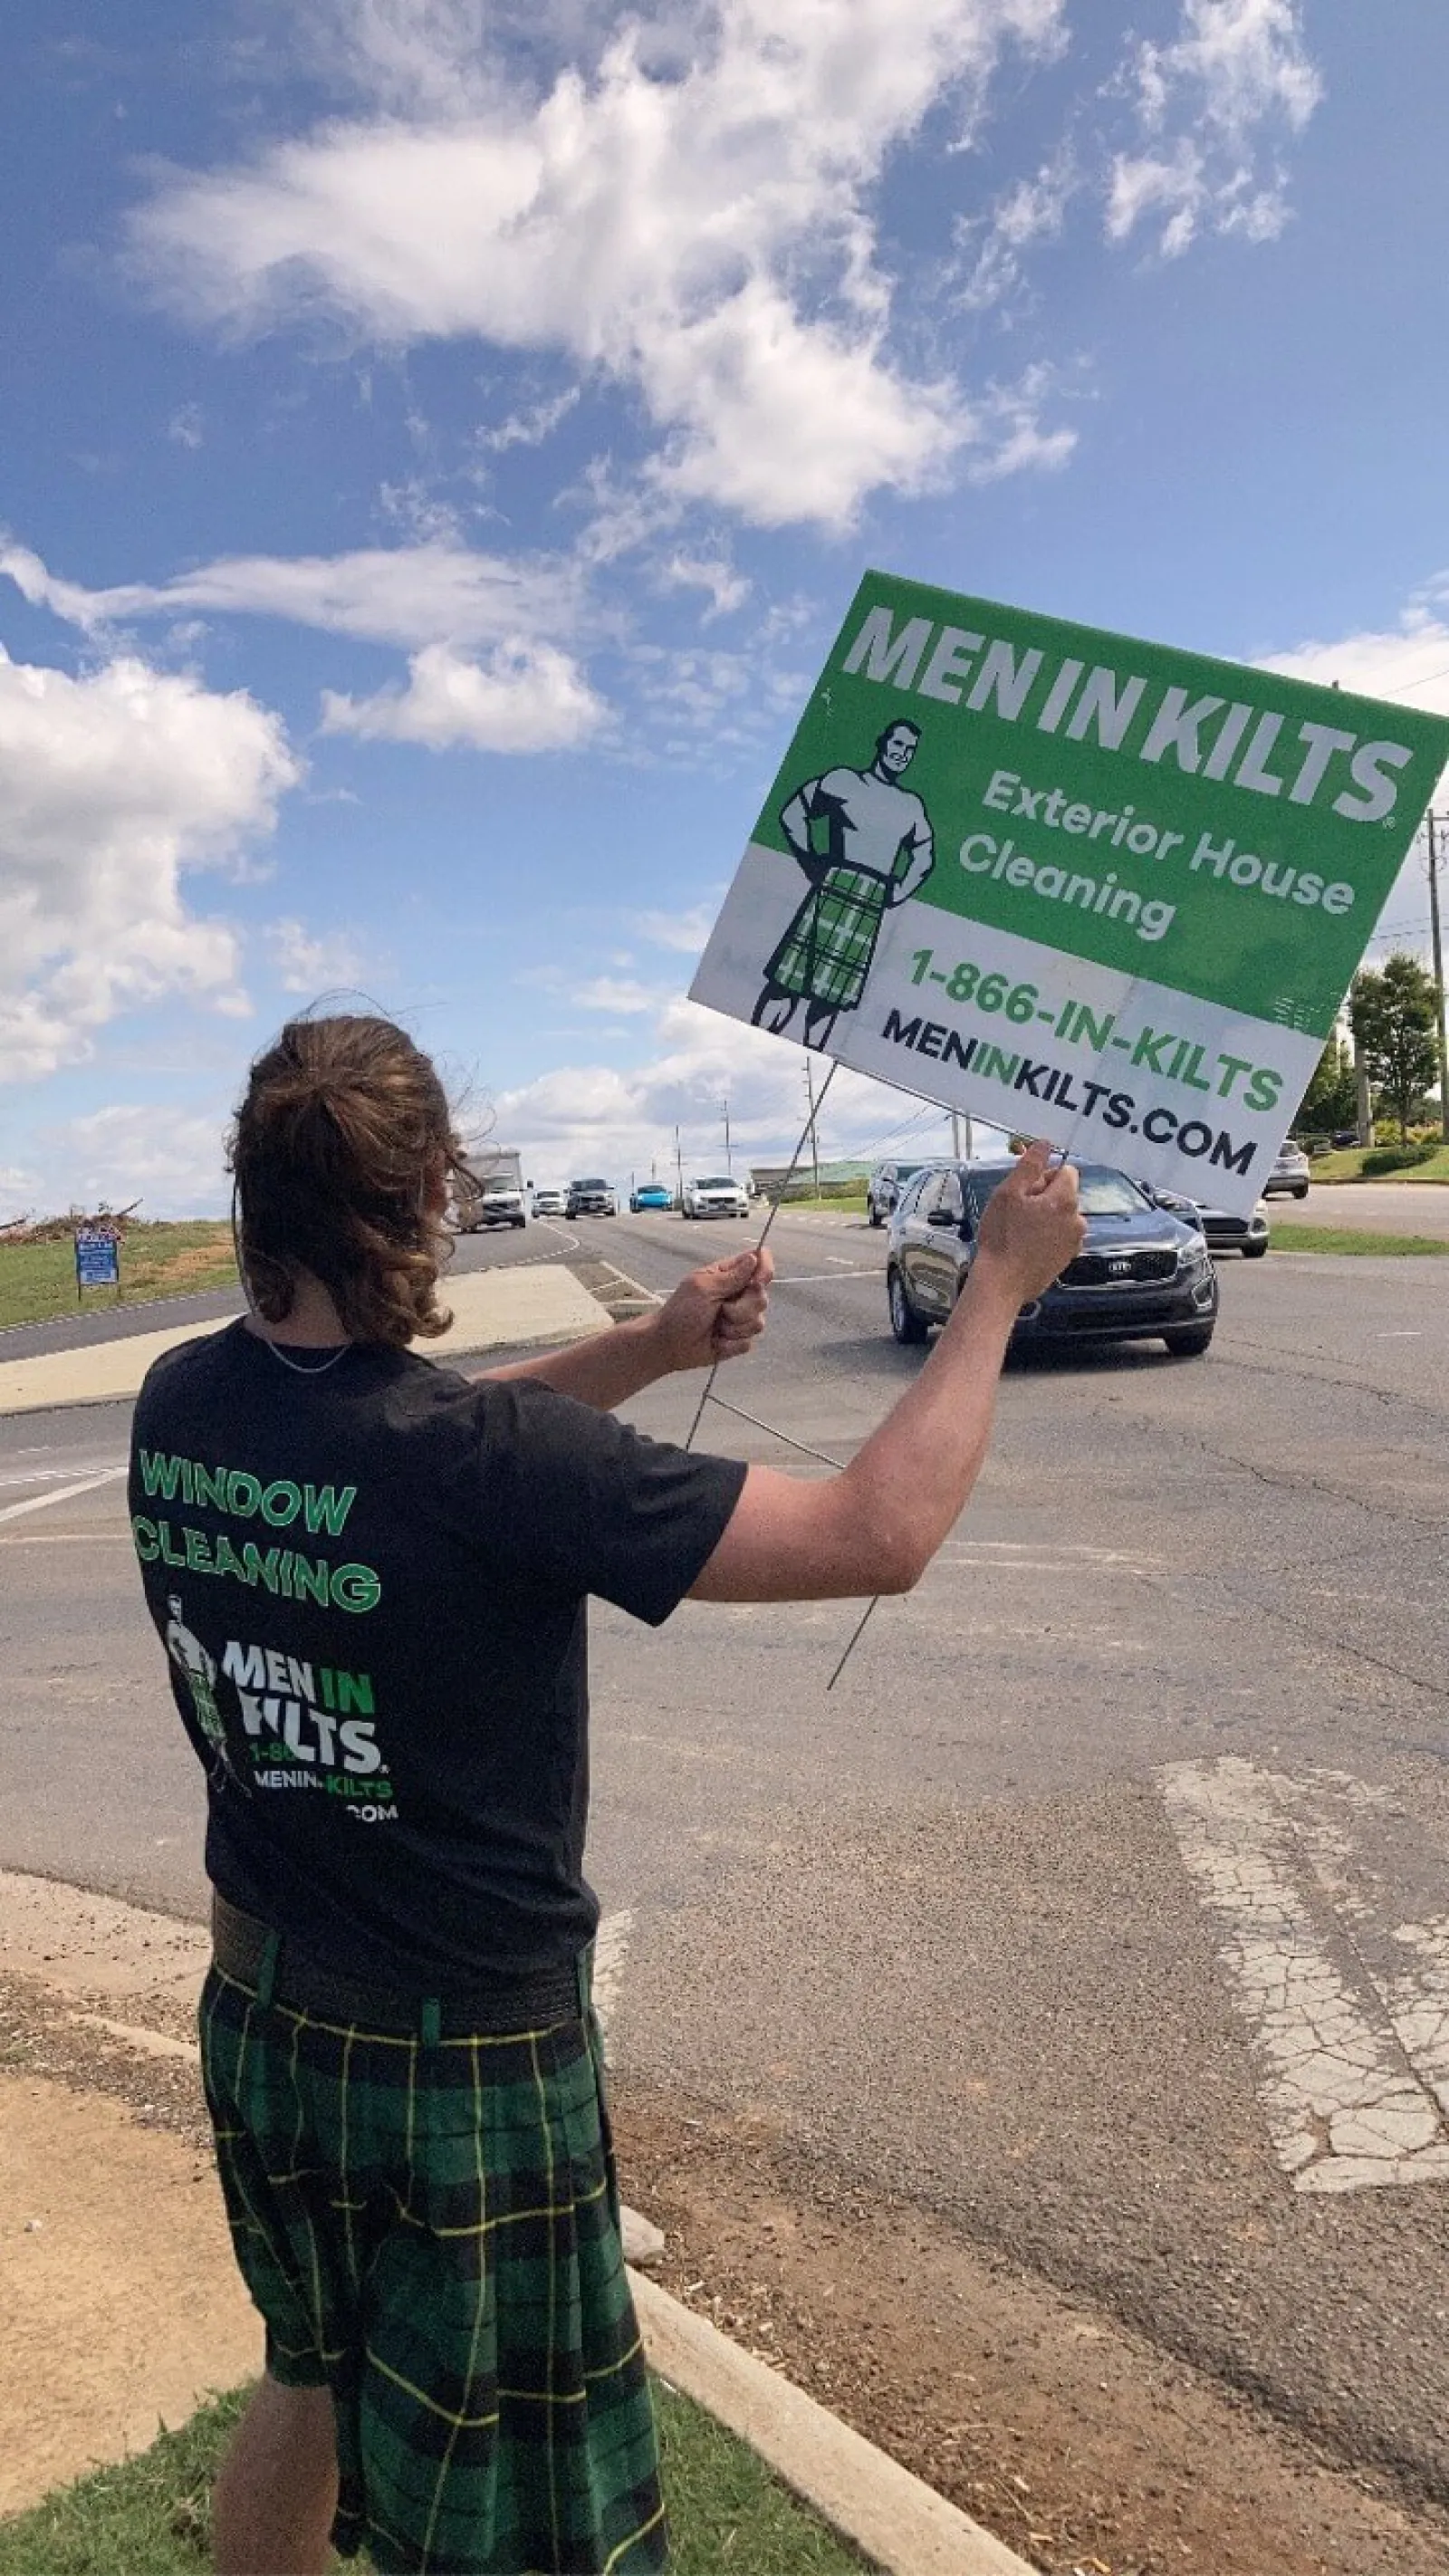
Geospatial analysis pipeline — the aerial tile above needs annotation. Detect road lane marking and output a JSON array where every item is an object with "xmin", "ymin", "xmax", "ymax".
[
  {"xmin": 0, "ymin": 1456, "xmax": 126, "ymax": 1492},
  {"xmin": 1162, "ymin": 1758, "xmax": 1449, "ymax": 2194},
  {"xmin": 770, "ymin": 1269, "xmax": 879, "ymax": 1284},
  {"xmin": 0, "ymin": 1466, "xmax": 128, "ymax": 1524}
]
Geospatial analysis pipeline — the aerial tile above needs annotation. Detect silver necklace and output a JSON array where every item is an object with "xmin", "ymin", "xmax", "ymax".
[{"xmin": 257, "ymin": 1336, "xmax": 352, "ymax": 1377}]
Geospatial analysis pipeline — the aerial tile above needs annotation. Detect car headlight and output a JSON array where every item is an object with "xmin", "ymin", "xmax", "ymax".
[{"xmin": 1178, "ymin": 1238, "xmax": 1211, "ymax": 1274}]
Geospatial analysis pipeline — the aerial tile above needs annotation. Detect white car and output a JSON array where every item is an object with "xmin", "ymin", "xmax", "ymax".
[
  {"xmin": 1262, "ymin": 1142, "xmax": 1310, "ymax": 1199},
  {"xmin": 682, "ymin": 1174, "xmax": 750, "ymax": 1219},
  {"xmin": 531, "ymin": 1187, "xmax": 566, "ymax": 1217}
]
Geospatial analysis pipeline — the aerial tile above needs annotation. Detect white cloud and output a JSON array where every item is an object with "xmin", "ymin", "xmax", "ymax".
[
  {"xmin": 126, "ymin": 0, "xmax": 1070, "ymax": 530},
  {"xmin": 35, "ymin": 1101, "xmax": 232, "ymax": 1217},
  {"xmin": 1, "ymin": 537, "xmax": 587, "ymax": 656},
  {"xmin": 476, "ymin": 387, "xmax": 581, "ymax": 451},
  {"xmin": 320, "ymin": 638, "xmax": 605, "ymax": 749},
  {"xmin": 955, "ymin": 154, "xmax": 1076, "ymax": 311},
  {"xmin": 572, "ymin": 976, "xmax": 661, "ymax": 1013},
  {"xmin": 633, "ymin": 901, "xmax": 721, "ymax": 955},
  {"xmin": 661, "ymin": 554, "xmax": 752, "ymax": 620},
  {"xmin": 1108, "ymin": 0, "xmax": 1321, "ymax": 257},
  {"xmin": 0, "ymin": 647, "xmax": 297, "ymax": 1083},
  {"xmin": 167, "ymin": 402, "xmax": 205, "ymax": 449},
  {"xmin": 490, "ymin": 995, "xmax": 995, "ymax": 1186},
  {"xmin": 266, "ymin": 918, "xmax": 369, "ymax": 993}
]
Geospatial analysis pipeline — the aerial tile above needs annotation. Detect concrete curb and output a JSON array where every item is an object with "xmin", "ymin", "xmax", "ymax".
[
  {"xmin": 0, "ymin": 1263, "xmax": 607, "ymax": 1418},
  {"xmin": 629, "ymin": 2267, "xmax": 1035, "ymax": 2576}
]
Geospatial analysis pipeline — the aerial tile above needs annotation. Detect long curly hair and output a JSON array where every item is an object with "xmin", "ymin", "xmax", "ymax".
[{"xmin": 229, "ymin": 1015, "xmax": 469, "ymax": 1347}]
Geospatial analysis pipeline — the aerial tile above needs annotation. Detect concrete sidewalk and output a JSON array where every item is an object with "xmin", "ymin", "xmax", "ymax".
[
  {"xmin": 0, "ymin": 1264, "xmax": 606, "ymax": 1417},
  {"xmin": 0, "ymin": 1870, "xmax": 1032, "ymax": 2575}
]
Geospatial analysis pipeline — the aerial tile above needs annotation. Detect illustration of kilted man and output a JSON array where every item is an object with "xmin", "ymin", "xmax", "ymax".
[{"xmin": 753, "ymin": 719, "xmax": 936, "ymax": 1049}]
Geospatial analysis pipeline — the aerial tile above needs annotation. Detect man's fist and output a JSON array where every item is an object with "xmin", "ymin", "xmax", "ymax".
[
  {"xmin": 652, "ymin": 1245, "xmax": 774, "ymax": 1372},
  {"xmin": 974, "ymin": 1141, "xmax": 1087, "ymax": 1301}
]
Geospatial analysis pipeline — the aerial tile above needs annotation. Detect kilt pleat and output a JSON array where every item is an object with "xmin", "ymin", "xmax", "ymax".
[
  {"xmin": 200, "ymin": 1963, "xmax": 667, "ymax": 2574},
  {"xmin": 764, "ymin": 866, "xmax": 890, "ymax": 1010}
]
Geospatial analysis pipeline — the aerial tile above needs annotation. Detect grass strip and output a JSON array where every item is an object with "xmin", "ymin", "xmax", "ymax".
[
  {"xmin": 1266, "ymin": 1225, "xmax": 1449, "ymax": 1256},
  {"xmin": 0, "ymin": 2379, "xmax": 869, "ymax": 2575},
  {"xmin": 0, "ymin": 1226, "xmax": 237, "ymax": 1331}
]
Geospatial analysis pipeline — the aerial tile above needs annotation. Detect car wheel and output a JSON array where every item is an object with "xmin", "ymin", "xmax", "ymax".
[
  {"xmin": 1292, "ymin": 1185, "xmax": 1309, "ymax": 1199},
  {"xmin": 1163, "ymin": 1323, "xmax": 1214, "ymax": 1356},
  {"xmin": 513, "ymin": 1217, "xmax": 526, "ymax": 1229},
  {"xmin": 888, "ymin": 1267, "xmax": 928, "ymax": 1345},
  {"xmin": 868, "ymin": 1204, "xmax": 882, "ymax": 1227},
  {"xmin": 1242, "ymin": 1241, "xmax": 1268, "ymax": 1259}
]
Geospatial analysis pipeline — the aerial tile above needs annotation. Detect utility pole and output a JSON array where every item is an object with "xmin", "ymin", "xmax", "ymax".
[
  {"xmin": 674, "ymin": 1123, "xmax": 685, "ymax": 1205},
  {"xmin": 803, "ymin": 1057, "xmax": 821, "ymax": 1198},
  {"xmin": 1426, "ymin": 811, "xmax": 1449, "ymax": 1144},
  {"xmin": 722, "ymin": 1096, "xmax": 733, "ymax": 1172},
  {"xmin": 949, "ymin": 1109, "xmax": 973, "ymax": 1162}
]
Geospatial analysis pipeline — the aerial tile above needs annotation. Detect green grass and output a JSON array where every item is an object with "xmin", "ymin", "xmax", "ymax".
[
  {"xmin": 1304, "ymin": 1144, "xmax": 1449, "ymax": 1183},
  {"xmin": 775, "ymin": 1187, "xmax": 869, "ymax": 1213},
  {"xmin": 0, "ymin": 2380, "xmax": 870, "ymax": 2575},
  {"xmin": 0, "ymin": 1224, "xmax": 237, "ymax": 1331},
  {"xmin": 1265, "ymin": 1224, "xmax": 1449, "ymax": 1255}
]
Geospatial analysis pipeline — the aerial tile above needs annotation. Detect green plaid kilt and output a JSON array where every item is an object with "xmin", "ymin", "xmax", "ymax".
[
  {"xmin": 199, "ymin": 1960, "xmax": 667, "ymax": 2575},
  {"xmin": 765, "ymin": 867, "xmax": 889, "ymax": 1011}
]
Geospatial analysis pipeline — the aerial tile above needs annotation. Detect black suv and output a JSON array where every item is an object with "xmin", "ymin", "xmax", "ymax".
[
  {"xmin": 887, "ymin": 1159, "xmax": 1218, "ymax": 1357},
  {"xmin": 566, "ymin": 1177, "xmax": 616, "ymax": 1217}
]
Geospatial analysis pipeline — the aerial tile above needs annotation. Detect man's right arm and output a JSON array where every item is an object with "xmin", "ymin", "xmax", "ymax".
[{"xmin": 688, "ymin": 1146, "xmax": 1084, "ymax": 1603}]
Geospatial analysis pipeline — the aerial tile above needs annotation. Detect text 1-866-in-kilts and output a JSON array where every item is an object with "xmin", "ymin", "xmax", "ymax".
[
  {"xmin": 763, "ymin": 866, "xmax": 891, "ymax": 1012},
  {"xmin": 199, "ymin": 1917, "xmax": 667, "ymax": 2576}
]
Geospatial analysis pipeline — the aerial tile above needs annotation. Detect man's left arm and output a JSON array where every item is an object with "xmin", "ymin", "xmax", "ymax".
[
  {"xmin": 890, "ymin": 803, "xmax": 935, "ymax": 904},
  {"xmin": 475, "ymin": 1247, "xmax": 772, "ymax": 1409}
]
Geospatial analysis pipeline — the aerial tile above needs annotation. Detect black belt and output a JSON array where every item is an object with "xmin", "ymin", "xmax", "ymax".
[{"xmin": 210, "ymin": 1891, "xmax": 590, "ymax": 2039}]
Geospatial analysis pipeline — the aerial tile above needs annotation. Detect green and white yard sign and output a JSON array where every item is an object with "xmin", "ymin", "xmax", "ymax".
[{"xmin": 692, "ymin": 572, "xmax": 1449, "ymax": 1213}]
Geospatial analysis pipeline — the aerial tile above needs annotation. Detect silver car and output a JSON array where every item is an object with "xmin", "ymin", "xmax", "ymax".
[{"xmin": 1262, "ymin": 1142, "xmax": 1310, "ymax": 1200}]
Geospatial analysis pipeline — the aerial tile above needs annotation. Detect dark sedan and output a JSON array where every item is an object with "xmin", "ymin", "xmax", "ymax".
[{"xmin": 887, "ymin": 1159, "xmax": 1219, "ymax": 1357}]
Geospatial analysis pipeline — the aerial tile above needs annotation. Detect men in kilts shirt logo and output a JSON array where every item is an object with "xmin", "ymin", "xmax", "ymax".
[{"xmin": 753, "ymin": 718, "xmax": 936, "ymax": 1049}]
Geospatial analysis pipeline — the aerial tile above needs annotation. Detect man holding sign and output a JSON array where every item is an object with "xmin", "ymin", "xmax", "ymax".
[{"xmin": 696, "ymin": 575, "xmax": 1449, "ymax": 1210}]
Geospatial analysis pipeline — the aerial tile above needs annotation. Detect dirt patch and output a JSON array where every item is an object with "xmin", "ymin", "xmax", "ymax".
[
  {"xmin": 611, "ymin": 2076, "xmax": 1449, "ymax": 2576},
  {"xmin": 0, "ymin": 2072, "xmax": 259, "ymax": 2514}
]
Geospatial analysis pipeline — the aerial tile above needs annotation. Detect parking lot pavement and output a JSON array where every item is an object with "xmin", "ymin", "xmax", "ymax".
[{"xmin": 5, "ymin": 1223, "xmax": 1449, "ymax": 2526}]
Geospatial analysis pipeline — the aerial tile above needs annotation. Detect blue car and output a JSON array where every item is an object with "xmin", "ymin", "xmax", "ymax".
[{"xmin": 630, "ymin": 1182, "xmax": 674, "ymax": 1213}]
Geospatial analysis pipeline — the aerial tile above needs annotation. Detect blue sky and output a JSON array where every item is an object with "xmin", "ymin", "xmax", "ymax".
[{"xmin": 2, "ymin": 0, "xmax": 1446, "ymax": 1215}]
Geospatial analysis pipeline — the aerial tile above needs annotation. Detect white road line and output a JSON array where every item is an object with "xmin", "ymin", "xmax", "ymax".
[
  {"xmin": 771, "ymin": 1269, "xmax": 879, "ymax": 1285},
  {"xmin": 1162, "ymin": 1758, "xmax": 1449, "ymax": 2194},
  {"xmin": 0, "ymin": 1456, "xmax": 125, "ymax": 1493},
  {"xmin": 938, "ymin": 1539, "xmax": 1165, "ymax": 1569},
  {"xmin": 0, "ymin": 1466, "xmax": 128, "ymax": 1524}
]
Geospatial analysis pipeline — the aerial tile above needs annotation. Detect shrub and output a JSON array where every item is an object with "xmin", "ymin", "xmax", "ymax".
[{"xmin": 1362, "ymin": 1139, "xmax": 1439, "ymax": 1177}]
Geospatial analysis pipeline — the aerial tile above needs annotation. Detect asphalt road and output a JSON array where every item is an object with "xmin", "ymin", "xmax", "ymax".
[{"xmin": 4, "ymin": 1207, "xmax": 1449, "ymax": 2508}]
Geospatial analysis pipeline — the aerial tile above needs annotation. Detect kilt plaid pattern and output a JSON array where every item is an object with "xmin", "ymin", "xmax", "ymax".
[
  {"xmin": 200, "ymin": 1961, "xmax": 667, "ymax": 2575},
  {"xmin": 764, "ymin": 867, "xmax": 890, "ymax": 1011}
]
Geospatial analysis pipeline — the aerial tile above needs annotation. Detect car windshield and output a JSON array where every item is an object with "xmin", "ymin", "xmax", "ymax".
[
  {"xmin": 696, "ymin": 1177, "xmax": 735, "ymax": 1189},
  {"xmin": 577, "ymin": 1178, "xmax": 609, "ymax": 1190},
  {"xmin": 967, "ymin": 1161, "xmax": 1149, "ymax": 1220}
]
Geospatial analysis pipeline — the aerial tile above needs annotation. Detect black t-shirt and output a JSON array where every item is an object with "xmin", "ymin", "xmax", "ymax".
[{"xmin": 128, "ymin": 1322, "xmax": 744, "ymax": 1985}]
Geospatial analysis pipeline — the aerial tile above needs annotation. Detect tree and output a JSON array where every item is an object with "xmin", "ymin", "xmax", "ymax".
[
  {"xmin": 1349, "ymin": 954, "xmax": 1440, "ymax": 1140},
  {"xmin": 1297, "ymin": 1030, "xmax": 1358, "ymax": 1135}
]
